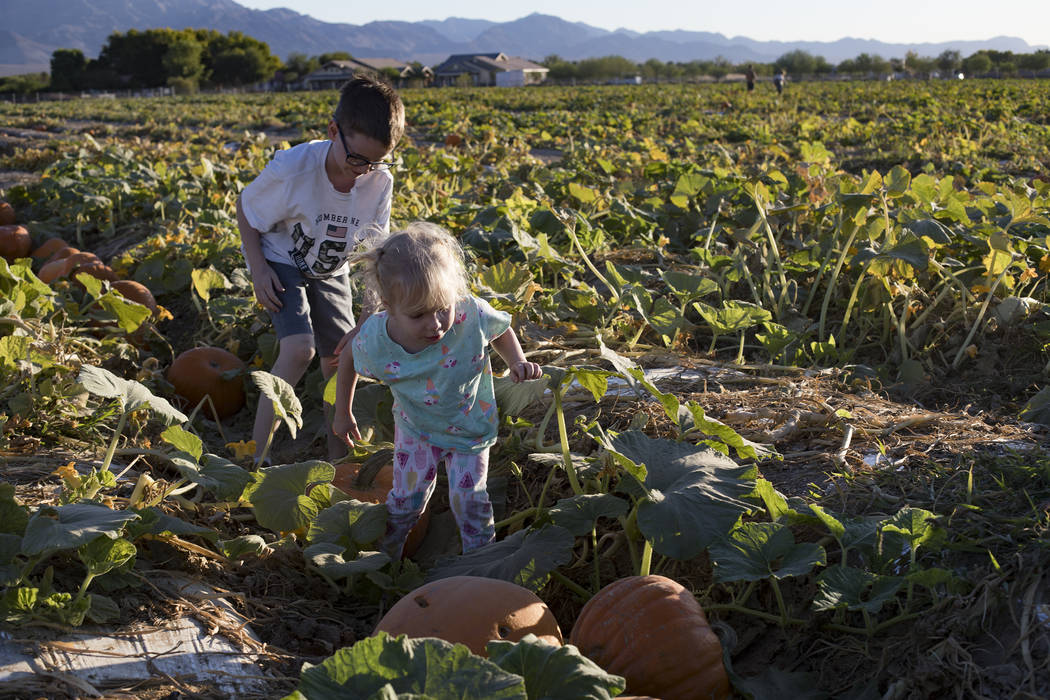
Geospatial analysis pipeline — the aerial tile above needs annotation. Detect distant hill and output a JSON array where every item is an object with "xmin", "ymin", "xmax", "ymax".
[{"xmin": 1, "ymin": 0, "xmax": 1045, "ymax": 77}]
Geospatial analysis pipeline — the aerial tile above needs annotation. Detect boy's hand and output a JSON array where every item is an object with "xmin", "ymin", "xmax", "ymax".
[
  {"xmin": 509, "ymin": 360, "xmax": 542, "ymax": 383},
  {"xmin": 330, "ymin": 326, "xmax": 361, "ymax": 364},
  {"xmin": 332, "ymin": 410, "xmax": 362, "ymax": 446},
  {"xmin": 251, "ymin": 264, "xmax": 284, "ymax": 312}
]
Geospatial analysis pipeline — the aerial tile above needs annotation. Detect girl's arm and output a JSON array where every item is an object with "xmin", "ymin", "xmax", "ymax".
[
  {"xmin": 332, "ymin": 339, "xmax": 363, "ymax": 445},
  {"xmin": 491, "ymin": 328, "xmax": 542, "ymax": 383}
]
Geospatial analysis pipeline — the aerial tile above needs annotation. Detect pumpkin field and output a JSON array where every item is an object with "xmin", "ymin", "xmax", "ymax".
[{"xmin": 1, "ymin": 78, "xmax": 1049, "ymax": 699}]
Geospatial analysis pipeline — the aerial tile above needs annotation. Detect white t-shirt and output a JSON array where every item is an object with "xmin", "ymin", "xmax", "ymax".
[{"xmin": 240, "ymin": 140, "xmax": 393, "ymax": 279}]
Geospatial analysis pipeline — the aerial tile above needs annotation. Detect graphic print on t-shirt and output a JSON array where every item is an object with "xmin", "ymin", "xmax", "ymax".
[{"xmin": 287, "ymin": 221, "xmax": 350, "ymax": 277}]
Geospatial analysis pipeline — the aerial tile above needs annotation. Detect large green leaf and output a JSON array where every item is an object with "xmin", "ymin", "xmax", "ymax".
[
  {"xmin": 251, "ymin": 370, "xmax": 303, "ymax": 439},
  {"xmin": 606, "ymin": 431, "xmax": 755, "ymax": 560},
  {"xmin": 304, "ymin": 543, "xmax": 391, "ymax": 581},
  {"xmin": 426, "ymin": 526, "xmax": 574, "ymax": 592},
  {"xmin": 289, "ymin": 632, "xmax": 527, "ymax": 700},
  {"xmin": 486, "ymin": 635, "xmax": 625, "ymax": 700},
  {"xmin": 78, "ymin": 365, "xmax": 188, "ymax": 425},
  {"xmin": 548, "ymin": 494, "xmax": 629, "ymax": 536},
  {"xmin": 493, "ymin": 374, "xmax": 550, "ymax": 417},
  {"xmin": 813, "ymin": 566, "xmax": 903, "ymax": 614},
  {"xmin": 709, "ymin": 521, "xmax": 826, "ymax": 583},
  {"xmin": 21, "ymin": 503, "xmax": 140, "ymax": 557},
  {"xmin": 0, "ymin": 483, "xmax": 29, "ymax": 535},
  {"xmin": 307, "ymin": 499, "xmax": 388, "ymax": 550},
  {"xmin": 249, "ymin": 461, "xmax": 335, "ymax": 534},
  {"xmin": 169, "ymin": 453, "xmax": 252, "ymax": 502}
]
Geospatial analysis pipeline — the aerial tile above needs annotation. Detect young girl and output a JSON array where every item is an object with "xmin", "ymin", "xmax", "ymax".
[{"xmin": 332, "ymin": 222, "xmax": 542, "ymax": 559}]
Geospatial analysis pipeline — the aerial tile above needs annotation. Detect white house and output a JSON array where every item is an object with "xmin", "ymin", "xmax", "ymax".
[{"xmin": 432, "ymin": 53, "xmax": 549, "ymax": 87}]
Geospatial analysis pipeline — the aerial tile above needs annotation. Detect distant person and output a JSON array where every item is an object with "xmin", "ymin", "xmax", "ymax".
[
  {"xmin": 773, "ymin": 68, "xmax": 786, "ymax": 95},
  {"xmin": 236, "ymin": 73, "xmax": 405, "ymax": 466},
  {"xmin": 745, "ymin": 64, "xmax": 756, "ymax": 92}
]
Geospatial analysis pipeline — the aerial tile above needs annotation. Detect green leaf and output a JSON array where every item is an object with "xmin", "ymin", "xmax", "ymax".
[
  {"xmin": 734, "ymin": 666, "xmax": 829, "ymax": 700},
  {"xmin": 169, "ymin": 453, "xmax": 252, "ymax": 502},
  {"xmin": 881, "ymin": 507, "xmax": 943, "ymax": 551},
  {"xmin": 304, "ymin": 543, "xmax": 391, "ymax": 580},
  {"xmin": 249, "ymin": 461, "xmax": 336, "ymax": 534},
  {"xmin": 486, "ymin": 634, "xmax": 626, "ymax": 700},
  {"xmin": 293, "ymin": 632, "xmax": 527, "ymax": 700},
  {"xmin": 813, "ymin": 566, "xmax": 903, "ymax": 613},
  {"xmin": 571, "ymin": 368, "xmax": 613, "ymax": 404},
  {"xmin": 191, "ymin": 267, "xmax": 230, "ymax": 303},
  {"xmin": 97, "ymin": 291, "xmax": 151, "ymax": 333},
  {"xmin": 885, "ymin": 165, "xmax": 911, "ymax": 198},
  {"xmin": 903, "ymin": 218, "xmax": 952, "ymax": 244},
  {"xmin": 218, "ymin": 535, "xmax": 269, "ymax": 559},
  {"xmin": 606, "ymin": 431, "xmax": 755, "ymax": 560},
  {"xmin": 568, "ymin": 182, "xmax": 598, "ymax": 205},
  {"xmin": 21, "ymin": 503, "xmax": 139, "ymax": 557},
  {"xmin": 548, "ymin": 494, "xmax": 629, "ymax": 536},
  {"xmin": 709, "ymin": 521, "xmax": 826, "ymax": 582},
  {"xmin": 251, "ymin": 370, "xmax": 303, "ymax": 439},
  {"xmin": 426, "ymin": 526, "xmax": 574, "ymax": 592},
  {"xmin": 77, "ymin": 365, "xmax": 188, "ymax": 425},
  {"xmin": 494, "ymin": 374, "xmax": 549, "ymax": 417},
  {"xmin": 308, "ymin": 499, "xmax": 389, "ymax": 550},
  {"xmin": 0, "ymin": 484, "xmax": 29, "ymax": 535},
  {"xmin": 85, "ymin": 593, "xmax": 121, "ymax": 623},
  {"xmin": 161, "ymin": 425, "xmax": 203, "ymax": 462},
  {"xmin": 78, "ymin": 535, "xmax": 135, "ymax": 577},
  {"xmin": 1019, "ymin": 386, "xmax": 1050, "ymax": 426},
  {"xmin": 809, "ymin": 504, "xmax": 845, "ymax": 540}
]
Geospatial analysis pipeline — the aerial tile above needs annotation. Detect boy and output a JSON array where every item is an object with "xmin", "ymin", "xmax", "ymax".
[{"xmin": 236, "ymin": 73, "xmax": 405, "ymax": 465}]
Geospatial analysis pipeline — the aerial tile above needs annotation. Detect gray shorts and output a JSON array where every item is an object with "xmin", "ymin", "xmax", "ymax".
[{"xmin": 268, "ymin": 261, "xmax": 355, "ymax": 357}]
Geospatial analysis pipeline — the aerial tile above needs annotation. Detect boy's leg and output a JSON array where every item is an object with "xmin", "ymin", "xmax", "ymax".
[
  {"xmin": 252, "ymin": 333, "xmax": 315, "ymax": 464},
  {"xmin": 383, "ymin": 425, "xmax": 440, "ymax": 560},
  {"xmin": 308, "ymin": 272, "xmax": 356, "ymax": 461},
  {"xmin": 252, "ymin": 262, "xmax": 317, "ymax": 465},
  {"xmin": 445, "ymin": 448, "xmax": 495, "ymax": 553}
]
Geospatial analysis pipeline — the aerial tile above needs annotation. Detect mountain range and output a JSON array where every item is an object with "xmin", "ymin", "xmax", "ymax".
[{"xmin": 2, "ymin": 0, "xmax": 1045, "ymax": 77}]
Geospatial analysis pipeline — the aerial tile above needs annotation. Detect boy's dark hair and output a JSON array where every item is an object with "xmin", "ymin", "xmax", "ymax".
[{"xmin": 334, "ymin": 73, "xmax": 405, "ymax": 150}]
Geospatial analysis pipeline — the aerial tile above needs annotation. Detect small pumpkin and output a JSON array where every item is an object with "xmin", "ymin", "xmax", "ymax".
[
  {"xmin": 38, "ymin": 251, "xmax": 104, "ymax": 284},
  {"xmin": 444, "ymin": 133, "xmax": 463, "ymax": 147},
  {"xmin": 570, "ymin": 575, "xmax": 730, "ymax": 700},
  {"xmin": 167, "ymin": 347, "xmax": 246, "ymax": 420},
  {"xmin": 45, "ymin": 245, "xmax": 79, "ymax": 264},
  {"xmin": 374, "ymin": 575, "xmax": 563, "ymax": 656},
  {"xmin": 0, "ymin": 201, "xmax": 15, "ymax": 226},
  {"xmin": 332, "ymin": 449, "xmax": 430, "ymax": 558},
  {"xmin": 0, "ymin": 225, "xmax": 31, "ymax": 262},
  {"xmin": 31, "ymin": 237, "xmax": 68, "ymax": 261}
]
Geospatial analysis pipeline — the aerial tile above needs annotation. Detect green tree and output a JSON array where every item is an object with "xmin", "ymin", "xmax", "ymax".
[
  {"xmin": 204, "ymin": 31, "xmax": 279, "ymax": 87},
  {"xmin": 317, "ymin": 52, "xmax": 352, "ymax": 64},
  {"xmin": 961, "ymin": 52, "xmax": 992, "ymax": 76},
  {"xmin": 163, "ymin": 35, "xmax": 204, "ymax": 92},
  {"xmin": 936, "ymin": 50, "xmax": 961, "ymax": 75},
  {"xmin": 776, "ymin": 50, "xmax": 818, "ymax": 76},
  {"xmin": 280, "ymin": 52, "xmax": 320, "ymax": 85},
  {"xmin": 49, "ymin": 48, "xmax": 86, "ymax": 91},
  {"xmin": 542, "ymin": 54, "xmax": 578, "ymax": 82}
]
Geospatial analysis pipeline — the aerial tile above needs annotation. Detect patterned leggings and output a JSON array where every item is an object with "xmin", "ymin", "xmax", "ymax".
[{"xmin": 383, "ymin": 424, "xmax": 495, "ymax": 559}]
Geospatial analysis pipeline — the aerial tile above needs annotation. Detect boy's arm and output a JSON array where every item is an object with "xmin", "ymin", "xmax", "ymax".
[
  {"xmin": 490, "ymin": 328, "xmax": 542, "ymax": 383},
  {"xmin": 237, "ymin": 195, "xmax": 284, "ymax": 312},
  {"xmin": 332, "ymin": 339, "xmax": 362, "ymax": 445}
]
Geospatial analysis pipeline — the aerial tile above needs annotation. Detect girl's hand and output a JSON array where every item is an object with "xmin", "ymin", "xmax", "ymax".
[
  {"xmin": 510, "ymin": 360, "xmax": 542, "ymax": 383},
  {"xmin": 332, "ymin": 410, "xmax": 362, "ymax": 446}
]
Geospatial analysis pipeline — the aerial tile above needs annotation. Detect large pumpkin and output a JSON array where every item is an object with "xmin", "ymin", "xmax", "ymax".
[
  {"xmin": 0, "ymin": 225, "xmax": 31, "ymax": 262},
  {"xmin": 374, "ymin": 575, "xmax": 563, "ymax": 656},
  {"xmin": 0, "ymin": 201, "xmax": 14, "ymax": 226},
  {"xmin": 167, "ymin": 347, "xmax": 246, "ymax": 420},
  {"xmin": 570, "ymin": 575, "xmax": 730, "ymax": 700},
  {"xmin": 332, "ymin": 449, "xmax": 430, "ymax": 558}
]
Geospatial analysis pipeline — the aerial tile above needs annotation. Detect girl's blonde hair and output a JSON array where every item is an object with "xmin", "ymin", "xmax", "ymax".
[{"xmin": 352, "ymin": 222, "xmax": 469, "ymax": 315}]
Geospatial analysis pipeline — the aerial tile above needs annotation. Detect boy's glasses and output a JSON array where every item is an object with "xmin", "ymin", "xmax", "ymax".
[{"xmin": 336, "ymin": 124, "xmax": 396, "ymax": 171}]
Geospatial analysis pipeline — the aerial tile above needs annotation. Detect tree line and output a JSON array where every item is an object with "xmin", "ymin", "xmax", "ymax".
[
  {"xmin": 2, "ymin": 27, "xmax": 1049, "ymax": 95},
  {"xmin": 543, "ymin": 48, "xmax": 1050, "ymax": 82}
]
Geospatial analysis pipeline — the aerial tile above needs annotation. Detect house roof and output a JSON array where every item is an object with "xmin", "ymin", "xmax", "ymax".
[{"xmin": 433, "ymin": 53, "xmax": 548, "ymax": 75}]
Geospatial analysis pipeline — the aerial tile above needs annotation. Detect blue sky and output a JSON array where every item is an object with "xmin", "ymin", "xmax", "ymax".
[{"xmin": 235, "ymin": 0, "xmax": 1049, "ymax": 47}]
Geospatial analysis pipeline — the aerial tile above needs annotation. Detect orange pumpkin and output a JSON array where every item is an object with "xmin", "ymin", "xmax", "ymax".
[
  {"xmin": 45, "ymin": 245, "xmax": 78, "ymax": 264},
  {"xmin": 38, "ymin": 251, "xmax": 105, "ymax": 284},
  {"xmin": 167, "ymin": 347, "xmax": 246, "ymax": 420},
  {"xmin": 0, "ymin": 201, "xmax": 14, "ymax": 226},
  {"xmin": 111, "ymin": 280, "xmax": 158, "ymax": 314},
  {"xmin": 332, "ymin": 451, "xmax": 430, "ymax": 558},
  {"xmin": 374, "ymin": 575, "xmax": 563, "ymax": 656},
  {"xmin": 570, "ymin": 575, "xmax": 730, "ymax": 700},
  {"xmin": 0, "ymin": 225, "xmax": 31, "ymax": 262},
  {"xmin": 444, "ymin": 133, "xmax": 463, "ymax": 147},
  {"xmin": 31, "ymin": 237, "xmax": 68, "ymax": 261}
]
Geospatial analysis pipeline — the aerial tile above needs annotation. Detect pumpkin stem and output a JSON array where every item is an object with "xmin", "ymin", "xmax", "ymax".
[{"xmin": 354, "ymin": 448, "xmax": 394, "ymax": 489}]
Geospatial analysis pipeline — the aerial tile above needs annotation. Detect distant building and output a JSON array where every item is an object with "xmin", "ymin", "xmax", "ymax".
[
  {"xmin": 302, "ymin": 58, "xmax": 430, "ymax": 90},
  {"xmin": 432, "ymin": 53, "xmax": 549, "ymax": 87}
]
